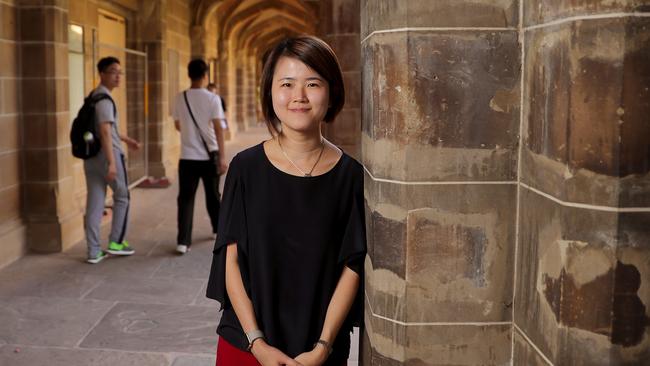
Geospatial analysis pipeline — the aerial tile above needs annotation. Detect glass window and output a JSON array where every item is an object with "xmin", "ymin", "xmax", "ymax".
[
  {"xmin": 68, "ymin": 24, "xmax": 85, "ymax": 122},
  {"xmin": 69, "ymin": 24, "xmax": 83, "ymax": 53}
]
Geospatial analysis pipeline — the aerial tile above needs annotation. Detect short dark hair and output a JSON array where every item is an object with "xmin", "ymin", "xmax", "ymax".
[
  {"xmin": 188, "ymin": 59, "xmax": 208, "ymax": 81},
  {"xmin": 97, "ymin": 57, "xmax": 120, "ymax": 73},
  {"xmin": 260, "ymin": 36, "xmax": 345, "ymax": 136}
]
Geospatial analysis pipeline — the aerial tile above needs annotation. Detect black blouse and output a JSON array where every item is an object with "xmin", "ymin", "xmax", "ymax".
[{"xmin": 206, "ymin": 143, "xmax": 366, "ymax": 364}]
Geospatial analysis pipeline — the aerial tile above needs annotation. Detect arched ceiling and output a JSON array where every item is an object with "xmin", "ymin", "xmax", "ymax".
[{"xmin": 192, "ymin": 0, "xmax": 317, "ymax": 61}]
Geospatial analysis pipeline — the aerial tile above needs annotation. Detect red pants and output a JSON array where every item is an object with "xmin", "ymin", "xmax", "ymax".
[
  {"xmin": 216, "ymin": 336, "xmax": 348, "ymax": 366},
  {"xmin": 216, "ymin": 337, "xmax": 261, "ymax": 366}
]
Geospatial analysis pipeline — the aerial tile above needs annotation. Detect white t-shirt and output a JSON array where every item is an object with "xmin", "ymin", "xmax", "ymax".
[{"xmin": 173, "ymin": 88, "xmax": 225, "ymax": 160}]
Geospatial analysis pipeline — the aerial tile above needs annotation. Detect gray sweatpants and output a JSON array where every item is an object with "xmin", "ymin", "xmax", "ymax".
[{"xmin": 84, "ymin": 149, "xmax": 130, "ymax": 258}]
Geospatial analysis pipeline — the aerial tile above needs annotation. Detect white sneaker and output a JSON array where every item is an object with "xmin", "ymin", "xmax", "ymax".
[{"xmin": 176, "ymin": 245, "xmax": 188, "ymax": 254}]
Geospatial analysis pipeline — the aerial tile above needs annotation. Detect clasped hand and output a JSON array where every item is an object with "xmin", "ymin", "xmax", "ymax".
[{"xmin": 251, "ymin": 339, "xmax": 328, "ymax": 366}]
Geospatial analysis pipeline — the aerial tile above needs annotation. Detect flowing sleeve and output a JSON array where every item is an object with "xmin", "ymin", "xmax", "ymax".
[
  {"xmin": 206, "ymin": 154, "xmax": 247, "ymax": 309},
  {"xmin": 338, "ymin": 162, "xmax": 367, "ymax": 326}
]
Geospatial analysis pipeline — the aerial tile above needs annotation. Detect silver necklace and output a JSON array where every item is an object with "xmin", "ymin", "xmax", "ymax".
[{"xmin": 277, "ymin": 137, "xmax": 325, "ymax": 177}]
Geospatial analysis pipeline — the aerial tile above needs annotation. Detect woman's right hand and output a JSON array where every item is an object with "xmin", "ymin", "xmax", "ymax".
[{"xmin": 251, "ymin": 339, "xmax": 303, "ymax": 366}]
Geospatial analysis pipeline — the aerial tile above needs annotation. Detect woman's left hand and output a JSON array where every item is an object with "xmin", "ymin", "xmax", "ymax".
[{"xmin": 294, "ymin": 346, "xmax": 329, "ymax": 366}]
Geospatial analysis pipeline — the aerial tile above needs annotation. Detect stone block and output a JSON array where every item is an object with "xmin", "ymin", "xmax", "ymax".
[
  {"xmin": 515, "ymin": 187, "xmax": 650, "ymax": 364},
  {"xmin": 0, "ymin": 223, "xmax": 26, "ymax": 270},
  {"xmin": 0, "ymin": 2, "xmax": 17, "ymax": 41},
  {"xmin": 362, "ymin": 0, "xmax": 519, "ymax": 39},
  {"xmin": 343, "ymin": 71, "xmax": 361, "ymax": 108},
  {"xmin": 21, "ymin": 42, "xmax": 68, "ymax": 78},
  {"xmin": 362, "ymin": 31, "xmax": 520, "ymax": 182},
  {"xmin": 365, "ymin": 175, "xmax": 516, "ymax": 323},
  {"xmin": 67, "ymin": 0, "xmax": 85, "ymax": 24},
  {"xmin": 0, "ymin": 152, "xmax": 19, "ymax": 189},
  {"xmin": 84, "ymin": 276, "xmax": 204, "ymax": 305},
  {"xmin": 80, "ymin": 302, "xmax": 219, "ymax": 353},
  {"xmin": 0, "ymin": 296, "xmax": 114, "ymax": 347},
  {"xmin": 513, "ymin": 329, "xmax": 552, "ymax": 365},
  {"xmin": 525, "ymin": 0, "xmax": 650, "ymax": 27},
  {"xmin": 21, "ymin": 78, "xmax": 68, "ymax": 114},
  {"xmin": 364, "ymin": 309, "xmax": 511, "ymax": 365},
  {"xmin": 23, "ymin": 179, "xmax": 68, "ymax": 217},
  {"xmin": 523, "ymin": 18, "xmax": 650, "ymax": 207},
  {"xmin": 328, "ymin": 33, "xmax": 360, "ymax": 72},
  {"xmin": 22, "ymin": 112, "xmax": 70, "ymax": 148},
  {"xmin": 328, "ymin": 107, "xmax": 360, "ymax": 146},
  {"xmin": 1, "ymin": 78, "xmax": 18, "ymax": 114},
  {"xmin": 19, "ymin": 6, "xmax": 68, "ymax": 43},
  {"xmin": 0, "ymin": 42, "xmax": 16, "ymax": 77},
  {"xmin": 0, "ymin": 346, "xmax": 170, "ymax": 366},
  {"xmin": 0, "ymin": 184, "xmax": 20, "ymax": 223},
  {"xmin": 0, "ymin": 114, "xmax": 19, "ymax": 152}
]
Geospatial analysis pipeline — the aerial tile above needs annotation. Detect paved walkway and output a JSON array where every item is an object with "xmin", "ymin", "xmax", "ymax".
[{"xmin": 0, "ymin": 126, "xmax": 358, "ymax": 366}]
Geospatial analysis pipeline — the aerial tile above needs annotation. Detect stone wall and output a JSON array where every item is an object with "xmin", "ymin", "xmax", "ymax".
[
  {"xmin": 0, "ymin": 0, "xmax": 26, "ymax": 268},
  {"xmin": 361, "ymin": 0, "xmax": 650, "ymax": 364}
]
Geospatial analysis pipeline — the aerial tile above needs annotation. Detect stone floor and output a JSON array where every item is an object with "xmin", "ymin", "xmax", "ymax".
[{"xmin": 0, "ymin": 126, "xmax": 359, "ymax": 366}]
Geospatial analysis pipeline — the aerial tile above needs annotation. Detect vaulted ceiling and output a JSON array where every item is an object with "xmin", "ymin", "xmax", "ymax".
[{"xmin": 192, "ymin": 0, "xmax": 318, "ymax": 61}]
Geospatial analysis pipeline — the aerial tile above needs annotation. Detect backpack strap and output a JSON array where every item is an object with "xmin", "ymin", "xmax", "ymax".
[{"xmin": 91, "ymin": 93, "xmax": 119, "ymax": 136}]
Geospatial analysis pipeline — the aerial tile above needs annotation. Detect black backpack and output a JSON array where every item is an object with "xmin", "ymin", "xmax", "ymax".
[{"xmin": 70, "ymin": 92, "xmax": 115, "ymax": 159}]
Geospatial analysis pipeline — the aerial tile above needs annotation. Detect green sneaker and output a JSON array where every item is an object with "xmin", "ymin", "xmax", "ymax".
[
  {"xmin": 107, "ymin": 240, "xmax": 135, "ymax": 255},
  {"xmin": 87, "ymin": 251, "xmax": 108, "ymax": 264}
]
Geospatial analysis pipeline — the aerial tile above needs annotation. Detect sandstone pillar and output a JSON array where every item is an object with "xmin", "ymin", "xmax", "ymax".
[
  {"xmin": 0, "ymin": 0, "xmax": 27, "ymax": 266},
  {"xmin": 141, "ymin": 0, "xmax": 169, "ymax": 178},
  {"xmin": 319, "ymin": 0, "xmax": 361, "ymax": 159},
  {"xmin": 514, "ymin": 2, "xmax": 650, "ymax": 364},
  {"xmin": 19, "ymin": 2, "xmax": 84, "ymax": 253},
  {"xmin": 361, "ymin": 1, "xmax": 520, "ymax": 364}
]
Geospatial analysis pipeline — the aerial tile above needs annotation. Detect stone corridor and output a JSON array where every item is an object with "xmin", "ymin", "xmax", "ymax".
[{"xmin": 0, "ymin": 127, "xmax": 360, "ymax": 366}]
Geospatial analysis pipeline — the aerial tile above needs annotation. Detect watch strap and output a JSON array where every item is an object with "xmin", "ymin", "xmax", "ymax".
[
  {"xmin": 314, "ymin": 339, "xmax": 333, "ymax": 355},
  {"xmin": 245, "ymin": 329, "xmax": 265, "ymax": 351}
]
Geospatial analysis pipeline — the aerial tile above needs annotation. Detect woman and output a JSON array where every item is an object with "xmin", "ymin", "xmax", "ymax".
[{"xmin": 206, "ymin": 35, "xmax": 366, "ymax": 366}]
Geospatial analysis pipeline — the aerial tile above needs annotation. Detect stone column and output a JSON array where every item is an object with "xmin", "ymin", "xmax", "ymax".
[
  {"xmin": 514, "ymin": 2, "xmax": 650, "ymax": 364},
  {"xmin": 140, "ymin": 0, "xmax": 169, "ymax": 178},
  {"xmin": 0, "ymin": 0, "xmax": 27, "ymax": 266},
  {"xmin": 319, "ymin": 0, "xmax": 361, "ymax": 159},
  {"xmin": 18, "ymin": 3, "xmax": 84, "ymax": 252},
  {"xmin": 246, "ymin": 54, "xmax": 257, "ymax": 128},
  {"xmin": 361, "ymin": 1, "xmax": 520, "ymax": 364},
  {"xmin": 235, "ymin": 63, "xmax": 245, "ymax": 131}
]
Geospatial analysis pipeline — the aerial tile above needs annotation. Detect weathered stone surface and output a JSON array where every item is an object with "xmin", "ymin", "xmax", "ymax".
[
  {"xmin": 365, "ymin": 175, "xmax": 516, "ymax": 323},
  {"xmin": 84, "ymin": 276, "xmax": 204, "ymax": 305},
  {"xmin": 0, "ymin": 296, "xmax": 114, "ymax": 347},
  {"xmin": 515, "ymin": 187, "xmax": 650, "ymax": 364},
  {"xmin": 362, "ymin": 31, "xmax": 520, "ymax": 181},
  {"xmin": 361, "ymin": 0, "xmax": 519, "ymax": 39},
  {"xmin": 171, "ymin": 355, "xmax": 215, "ymax": 366},
  {"xmin": 0, "ymin": 270, "xmax": 103, "ymax": 299},
  {"xmin": 523, "ymin": 18, "xmax": 650, "ymax": 207},
  {"xmin": 512, "ymin": 329, "xmax": 551, "ymax": 366},
  {"xmin": 80, "ymin": 302, "xmax": 219, "ymax": 354},
  {"xmin": 525, "ymin": 0, "xmax": 650, "ymax": 26},
  {"xmin": 0, "ymin": 346, "xmax": 170, "ymax": 366},
  {"xmin": 153, "ymin": 248, "xmax": 214, "ymax": 279},
  {"xmin": 364, "ymin": 308, "xmax": 511, "ymax": 365}
]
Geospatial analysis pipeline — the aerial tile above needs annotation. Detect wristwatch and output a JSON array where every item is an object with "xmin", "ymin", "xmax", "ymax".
[
  {"xmin": 314, "ymin": 339, "xmax": 333, "ymax": 355},
  {"xmin": 245, "ymin": 329, "xmax": 265, "ymax": 352}
]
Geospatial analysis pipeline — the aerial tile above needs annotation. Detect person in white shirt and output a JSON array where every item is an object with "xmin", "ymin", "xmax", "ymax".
[{"xmin": 173, "ymin": 59, "xmax": 227, "ymax": 254}]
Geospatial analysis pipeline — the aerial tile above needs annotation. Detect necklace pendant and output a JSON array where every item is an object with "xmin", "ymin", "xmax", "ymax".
[{"xmin": 304, "ymin": 173, "xmax": 312, "ymax": 177}]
